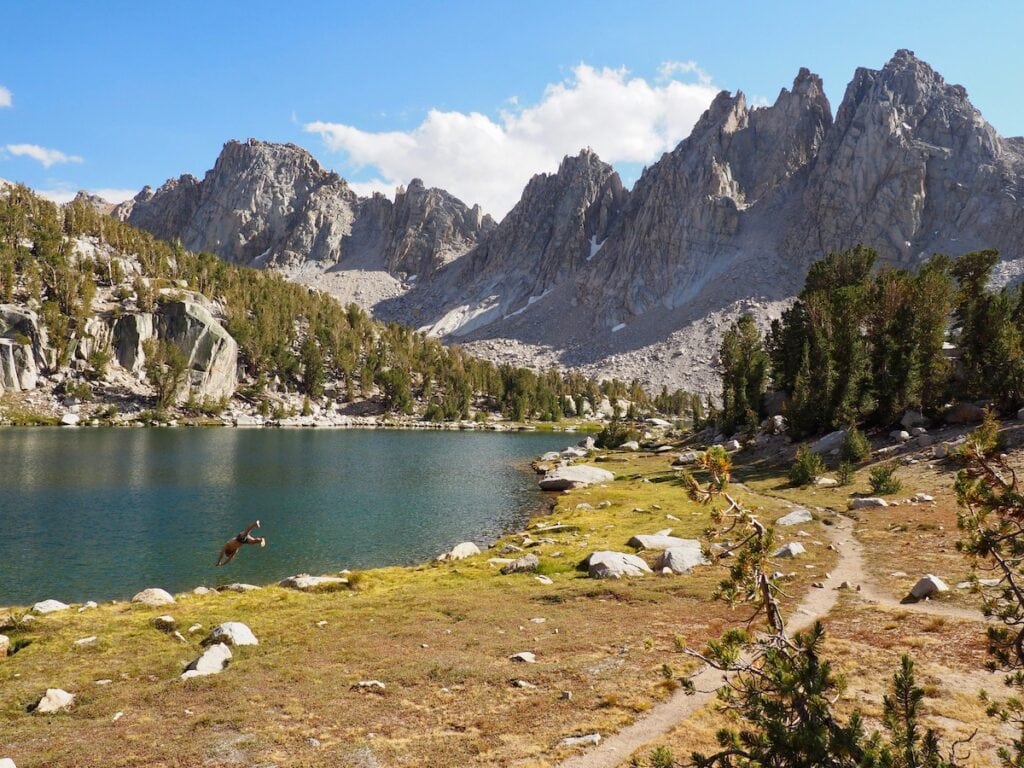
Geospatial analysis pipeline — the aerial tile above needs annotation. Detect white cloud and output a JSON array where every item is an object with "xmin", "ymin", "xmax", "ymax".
[
  {"xmin": 36, "ymin": 186, "xmax": 137, "ymax": 205},
  {"xmin": 5, "ymin": 143, "xmax": 83, "ymax": 168},
  {"xmin": 305, "ymin": 62, "xmax": 720, "ymax": 218},
  {"xmin": 0, "ymin": 86, "xmax": 11, "ymax": 108}
]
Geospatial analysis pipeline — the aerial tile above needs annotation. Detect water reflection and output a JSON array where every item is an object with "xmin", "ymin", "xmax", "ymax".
[{"xmin": 0, "ymin": 428, "xmax": 568, "ymax": 604}]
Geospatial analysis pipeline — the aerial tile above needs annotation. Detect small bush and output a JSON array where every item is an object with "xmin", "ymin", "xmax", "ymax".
[
  {"xmin": 868, "ymin": 461, "xmax": 902, "ymax": 495},
  {"xmin": 837, "ymin": 461, "xmax": 854, "ymax": 486},
  {"xmin": 595, "ymin": 419, "xmax": 640, "ymax": 449},
  {"xmin": 788, "ymin": 445, "xmax": 825, "ymax": 487},
  {"xmin": 840, "ymin": 427, "xmax": 871, "ymax": 463}
]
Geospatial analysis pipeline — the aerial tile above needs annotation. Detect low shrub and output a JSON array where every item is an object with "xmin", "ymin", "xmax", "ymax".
[
  {"xmin": 868, "ymin": 461, "xmax": 902, "ymax": 495},
  {"xmin": 788, "ymin": 445, "xmax": 825, "ymax": 487}
]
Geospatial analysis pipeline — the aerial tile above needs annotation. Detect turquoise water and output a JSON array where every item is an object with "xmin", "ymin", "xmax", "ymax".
[{"xmin": 0, "ymin": 428, "xmax": 570, "ymax": 605}]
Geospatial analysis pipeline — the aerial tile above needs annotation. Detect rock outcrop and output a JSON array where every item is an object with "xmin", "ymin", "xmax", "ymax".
[
  {"xmin": 116, "ymin": 139, "xmax": 492, "ymax": 279},
  {"xmin": 404, "ymin": 150, "xmax": 626, "ymax": 336},
  {"xmin": 155, "ymin": 299, "xmax": 238, "ymax": 402},
  {"xmin": 0, "ymin": 306, "xmax": 48, "ymax": 392}
]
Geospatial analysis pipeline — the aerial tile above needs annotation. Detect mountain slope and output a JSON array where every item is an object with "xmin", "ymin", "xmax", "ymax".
[{"xmin": 113, "ymin": 51, "xmax": 1024, "ymax": 394}]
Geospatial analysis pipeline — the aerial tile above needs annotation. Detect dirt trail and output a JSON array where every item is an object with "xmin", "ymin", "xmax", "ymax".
[{"xmin": 555, "ymin": 515, "xmax": 985, "ymax": 768}]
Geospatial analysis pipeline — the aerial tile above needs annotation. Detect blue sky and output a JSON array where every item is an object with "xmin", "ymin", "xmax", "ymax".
[{"xmin": 1, "ymin": 0, "xmax": 1021, "ymax": 216}]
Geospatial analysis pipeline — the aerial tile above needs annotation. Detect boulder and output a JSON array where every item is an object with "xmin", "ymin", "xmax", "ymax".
[
  {"xmin": 279, "ymin": 574, "xmax": 348, "ymax": 590},
  {"xmin": 889, "ymin": 430, "xmax": 911, "ymax": 442},
  {"xmin": 850, "ymin": 497, "xmax": 889, "ymax": 509},
  {"xmin": 561, "ymin": 733, "xmax": 601, "ymax": 748},
  {"xmin": 933, "ymin": 439, "xmax": 962, "ymax": 458},
  {"xmin": 620, "ymin": 440, "xmax": 640, "ymax": 451},
  {"xmin": 655, "ymin": 543, "xmax": 708, "ymax": 574},
  {"xmin": 131, "ymin": 588, "xmax": 176, "ymax": 607},
  {"xmin": 776, "ymin": 508, "xmax": 813, "ymax": 526},
  {"xmin": 773, "ymin": 542, "xmax": 806, "ymax": 558},
  {"xmin": 32, "ymin": 599, "xmax": 70, "ymax": 614},
  {"xmin": 627, "ymin": 534, "xmax": 695, "ymax": 551},
  {"xmin": 500, "ymin": 554, "xmax": 540, "ymax": 575},
  {"xmin": 578, "ymin": 436, "xmax": 596, "ymax": 450},
  {"xmin": 205, "ymin": 622, "xmax": 258, "ymax": 647},
  {"xmin": 0, "ymin": 634, "xmax": 9, "ymax": 657},
  {"xmin": 900, "ymin": 410, "xmax": 929, "ymax": 429},
  {"xmin": 672, "ymin": 451, "xmax": 700, "ymax": 466},
  {"xmin": 34, "ymin": 688, "xmax": 75, "ymax": 714},
  {"xmin": 813, "ymin": 476, "xmax": 838, "ymax": 487},
  {"xmin": 646, "ymin": 417, "xmax": 672, "ymax": 428},
  {"xmin": 221, "ymin": 583, "xmax": 260, "ymax": 592},
  {"xmin": 538, "ymin": 465, "xmax": 614, "ymax": 491},
  {"xmin": 945, "ymin": 402, "xmax": 986, "ymax": 424},
  {"xmin": 112, "ymin": 312, "xmax": 156, "ymax": 375},
  {"xmin": 585, "ymin": 551, "xmax": 653, "ymax": 579},
  {"xmin": 910, "ymin": 574, "xmax": 949, "ymax": 599},
  {"xmin": 181, "ymin": 642, "xmax": 232, "ymax": 679},
  {"xmin": 509, "ymin": 651, "xmax": 536, "ymax": 663},
  {"xmin": 810, "ymin": 429, "xmax": 846, "ymax": 455},
  {"xmin": 155, "ymin": 299, "xmax": 238, "ymax": 402},
  {"xmin": 911, "ymin": 493, "xmax": 935, "ymax": 503},
  {"xmin": 724, "ymin": 439, "xmax": 742, "ymax": 452},
  {"xmin": 0, "ymin": 758, "xmax": 15, "ymax": 768},
  {"xmin": 765, "ymin": 414, "xmax": 788, "ymax": 434},
  {"xmin": 442, "ymin": 542, "xmax": 481, "ymax": 561},
  {"xmin": 59, "ymin": 413, "xmax": 80, "ymax": 427}
]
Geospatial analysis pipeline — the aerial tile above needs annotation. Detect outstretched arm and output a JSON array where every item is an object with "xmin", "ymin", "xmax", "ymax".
[{"xmin": 241, "ymin": 520, "xmax": 261, "ymax": 537}]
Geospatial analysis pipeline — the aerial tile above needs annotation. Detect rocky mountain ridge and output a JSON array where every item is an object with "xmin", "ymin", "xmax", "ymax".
[{"xmin": 111, "ymin": 51, "xmax": 1024, "ymax": 394}]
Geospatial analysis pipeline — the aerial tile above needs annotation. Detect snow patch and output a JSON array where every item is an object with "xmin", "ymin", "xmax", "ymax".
[
  {"xmin": 424, "ymin": 297, "xmax": 503, "ymax": 338},
  {"xmin": 504, "ymin": 289, "xmax": 552, "ymax": 319},
  {"xmin": 587, "ymin": 236, "xmax": 605, "ymax": 261},
  {"xmin": 611, "ymin": 323, "xmax": 627, "ymax": 333}
]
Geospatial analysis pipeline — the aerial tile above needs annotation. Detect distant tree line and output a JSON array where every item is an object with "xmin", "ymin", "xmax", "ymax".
[
  {"xmin": 1, "ymin": 184, "xmax": 701, "ymax": 420},
  {"xmin": 718, "ymin": 245, "xmax": 1024, "ymax": 436}
]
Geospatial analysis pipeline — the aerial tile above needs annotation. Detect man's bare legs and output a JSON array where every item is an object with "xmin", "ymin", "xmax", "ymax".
[{"xmin": 216, "ymin": 520, "xmax": 266, "ymax": 566}]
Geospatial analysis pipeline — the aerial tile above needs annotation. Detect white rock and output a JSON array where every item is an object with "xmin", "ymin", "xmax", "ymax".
[
  {"xmin": 181, "ymin": 643, "xmax": 232, "ymax": 679},
  {"xmin": 890, "ymin": 430, "xmax": 911, "ymax": 442},
  {"xmin": 187, "ymin": 624, "xmax": 203, "ymax": 633},
  {"xmin": 724, "ymin": 439, "xmax": 742, "ymax": 452},
  {"xmin": 77, "ymin": 601, "xmax": 97, "ymax": 612},
  {"xmin": 912, "ymin": 493, "xmax": 935, "ymax": 503},
  {"xmin": 131, "ymin": 588, "xmax": 175, "ymax": 607},
  {"xmin": 278, "ymin": 574, "xmax": 348, "ymax": 590},
  {"xmin": 910, "ymin": 574, "xmax": 949, "ymax": 599},
  {"xmin": 32, "ymin": 599, "xmax": 70, "ymax": 614},
  {"xmin": 538, "ymin": 465, "xmax": 614, "ymax": 491},
  {"xmin": 561, "ymin": 733, "xmax": 601, "ymax": 747},
  {"xmin": 620, "ymin": 440, "xmax": 640, "ymax": 451},
  {"xmin": 672, "ymin": 451, "xmax": 700, "ymax": 466},
  {"xmin": 810, "ymin": 429, "xmax": 846, "ymax": 455},
  {"xmin": 776, "ymin": 508, "xmax": 813, "ymax": 526},
  {"xmin": 813, "ymin": 476, "xmax": 838, "ymax": 487},
  {"xmin": 850, "ymin": 497, "xmax": 889, "ymax": 509},
  {"xmin": 0, "ymin": 634, "xmax": 9, "ymax": 657},
  {"xmin": 586, "ymin": 551, "xmax": 653, "ymax": 579},
  {"xmin": 509, "ymin": 651, "xmax": 536, "ymax": 663},
  {"xmin": 352, "ymin": 679, "xmax": 385, "ymax": 691},
  {"xmin": 655, "ymin": 544, "xmax": 709, "ymax": 574},
  {"xmin": 0, "ymin": 758, "xmax": 16, "ymax": 768},
  {"xmin": 153, "ymin": 615, "xmax": 176, "ymax": 632},
  {"xmin": 534, "ymin": 575, "xmax": 554, "ymax": 585},
  {"xmin": 443, "ymin": 542, "xmax": 481, "ymax": 561},
  {"xmin": 74, "ymin": 636, "xmax": 98, "ymax": 647},
  {"xmin": 59, "ymin": 412, "xmax": 80, "ymax": 427},
  {"xmin": 34, "ymin": 688, "xmax": 75, "ymax": 713},
  {"xmin": 773, "ymin": 542, "xmax": 806, "ymax": 558},
  {"xmin": 221, "ymin": 583, "xmax": 260, "ymax": 592},
  {"xmin": 206, "ymin": 622, "xmax": 258, "ymax": 647}
]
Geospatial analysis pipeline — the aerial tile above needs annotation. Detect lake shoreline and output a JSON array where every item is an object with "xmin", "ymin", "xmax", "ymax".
[{"xmin": 0, "ymin": 428, "xmax": 575, "ymax": 608}]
